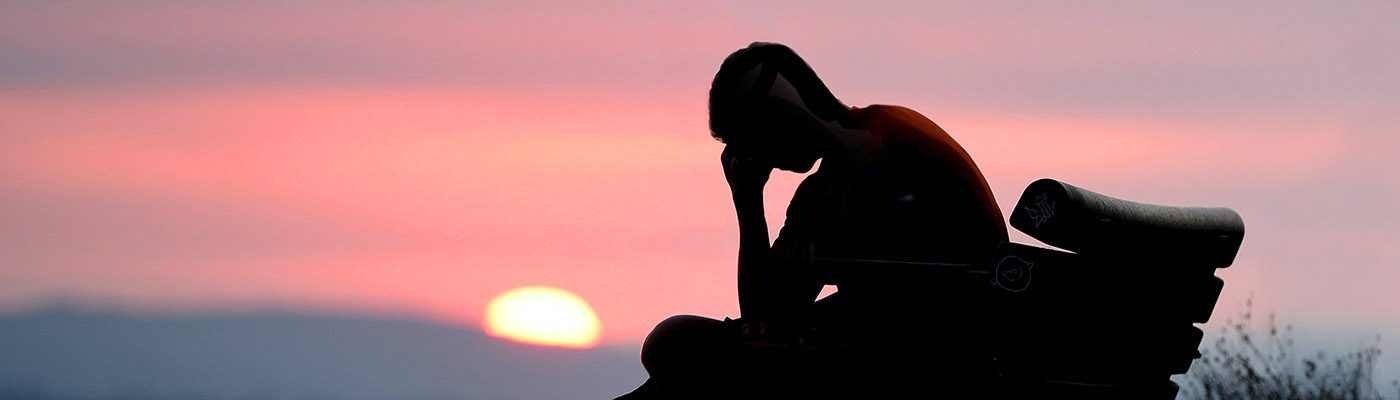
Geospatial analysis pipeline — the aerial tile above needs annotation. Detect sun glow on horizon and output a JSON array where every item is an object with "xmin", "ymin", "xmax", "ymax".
[{"xmin": 485, "ymin": 286, "xmax": 601, "ymax": 349}]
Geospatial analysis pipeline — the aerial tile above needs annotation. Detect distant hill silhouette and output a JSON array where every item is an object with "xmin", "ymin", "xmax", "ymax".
[{"xmin": 0, "ymin": 304, "xmax": 644, "ymax": 399}]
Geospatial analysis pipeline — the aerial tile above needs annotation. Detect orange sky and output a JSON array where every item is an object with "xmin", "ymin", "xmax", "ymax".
[{"xmin": 1, "ymin": 1, "xmax": 1397, "ymax": 351}]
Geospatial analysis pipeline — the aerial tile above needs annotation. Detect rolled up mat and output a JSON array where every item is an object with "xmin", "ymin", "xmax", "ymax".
[{"xmin": 1009, "ymin": 179, "xmax": 1244, "ymax": 269}]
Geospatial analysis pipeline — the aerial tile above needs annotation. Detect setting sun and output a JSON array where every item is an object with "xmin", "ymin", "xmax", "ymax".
[{"xmin": 485, "ymin": 286, "xmax": 602, "ymax": 349}]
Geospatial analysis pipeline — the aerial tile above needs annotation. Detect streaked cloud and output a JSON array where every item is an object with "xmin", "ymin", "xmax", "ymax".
[{"xmin": 0, "ymin": 0, "xmax": 1396, "ymax": 346}]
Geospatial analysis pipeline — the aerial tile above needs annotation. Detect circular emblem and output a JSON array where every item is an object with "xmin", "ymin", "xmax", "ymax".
[{"xmin": 992, "ymin": 255, "xmax": 1034, "ymax": 292}]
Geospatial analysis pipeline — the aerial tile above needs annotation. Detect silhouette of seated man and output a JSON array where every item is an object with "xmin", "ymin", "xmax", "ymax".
[{"xmin": 627, "ymin": 42, "xmax": 1008, "ymax": 398}]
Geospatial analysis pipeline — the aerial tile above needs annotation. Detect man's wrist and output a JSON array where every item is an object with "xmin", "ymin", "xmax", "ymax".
[
  {"xmin": 730, "ymin": 183, "xmax": 765, "ymax": 198},
  {"xmin": 731, "ymin": 189, "xmax": 765, "ymax": 216}
]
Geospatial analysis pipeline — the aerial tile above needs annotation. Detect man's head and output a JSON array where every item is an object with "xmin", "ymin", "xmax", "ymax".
[{"xmin": 708, "ymin": 42, "xmax": 849, "ymax": 173}]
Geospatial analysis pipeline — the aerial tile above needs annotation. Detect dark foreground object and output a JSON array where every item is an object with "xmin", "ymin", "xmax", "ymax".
[{"xmin": 622, "ymin": 179, "xmax": 1245, "ymax": 399}]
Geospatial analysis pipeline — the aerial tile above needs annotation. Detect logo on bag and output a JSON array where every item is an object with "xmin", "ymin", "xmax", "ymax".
[
  {"xmin": 1024, "ymin": 193, "xmax": 1056, "ymax": 228},
  {"xmin": 992, "ymin": 255, "xmax": 1034, "ymax": 292}
]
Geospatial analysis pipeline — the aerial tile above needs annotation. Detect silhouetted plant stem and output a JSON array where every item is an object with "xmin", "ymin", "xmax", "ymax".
[{"xmin": 1181, "ymin": 295, "xmax": 1396, "ymax": 400}]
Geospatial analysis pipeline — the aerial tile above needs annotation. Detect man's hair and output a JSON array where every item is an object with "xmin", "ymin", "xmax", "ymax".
[{"xmin": 708, "ymin": 42, "xmax": 849, "ymax": 143}]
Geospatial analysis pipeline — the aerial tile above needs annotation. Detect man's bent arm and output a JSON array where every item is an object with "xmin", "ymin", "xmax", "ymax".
[{"xmin": 732, "ymin": 188, "xmax": 770, "ymax": 320}]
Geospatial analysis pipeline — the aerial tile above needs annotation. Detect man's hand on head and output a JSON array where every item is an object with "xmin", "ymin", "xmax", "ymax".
[{"xmin": 721, "ymin": 146, "xmax": 772, "ymax": 195}]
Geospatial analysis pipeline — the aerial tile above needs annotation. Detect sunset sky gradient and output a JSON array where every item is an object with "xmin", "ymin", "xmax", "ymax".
[{"xmin": 2, "ymin": 1, "xmax": 1396, "ymax": 378}]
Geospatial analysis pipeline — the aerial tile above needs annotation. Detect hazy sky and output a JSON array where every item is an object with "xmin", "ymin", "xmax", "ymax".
[{"xmin": 1, "ymin": 0, "xmax": 1396, "ymax": 368}]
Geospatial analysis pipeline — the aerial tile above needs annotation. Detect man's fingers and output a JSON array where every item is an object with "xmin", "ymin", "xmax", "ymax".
[
  {"xmin": 721, "ymin": 149, "xmax": 740, "ymax": 171},
  {"xmin": 723, "ymin": 150, "xmax": 752, "ymax": 171}
]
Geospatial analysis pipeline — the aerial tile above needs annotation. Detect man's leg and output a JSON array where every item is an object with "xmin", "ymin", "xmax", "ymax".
[{"xmin": 636, "ymin": 315, "xmax": 742, "ymax": 397}]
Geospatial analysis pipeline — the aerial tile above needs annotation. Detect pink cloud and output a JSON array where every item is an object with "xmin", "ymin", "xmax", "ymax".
[{"xmin": 1, "ymin": 1, "xmax": 1396, "ymax": 345}]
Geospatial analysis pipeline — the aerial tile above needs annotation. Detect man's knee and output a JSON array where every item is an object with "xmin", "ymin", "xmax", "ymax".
[{"xmin": 640, "ymin": 315, "xmax": 735, "ymax": 377}]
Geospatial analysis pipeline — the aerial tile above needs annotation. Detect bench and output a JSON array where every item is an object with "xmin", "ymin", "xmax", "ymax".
[{"xmin": 809, "ymin": 178, "xmax": 1245, "ymax": 398}]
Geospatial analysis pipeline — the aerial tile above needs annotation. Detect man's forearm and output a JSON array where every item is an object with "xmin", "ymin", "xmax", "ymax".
[
  {"xmin": 733, "ymin": 190, "xmax": 770, "ymax": 253},
  {"xmin": 732, "ymin": 189, "xmax": 770, "ymax": 319}
]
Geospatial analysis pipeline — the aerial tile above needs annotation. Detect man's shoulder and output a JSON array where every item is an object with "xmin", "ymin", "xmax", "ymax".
[
  {"xmin": 852, "ymin": 104, "xmax": 935, "ymax": 128},
  {"xmin": 852, "ymin": 104, "xmax": 959, "ymax": 159}
]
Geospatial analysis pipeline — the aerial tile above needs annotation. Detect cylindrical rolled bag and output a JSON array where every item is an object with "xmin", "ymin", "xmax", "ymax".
[{"xmin": 1009, "ymin": 179, "xmax": 1245, "ymax": 269}]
